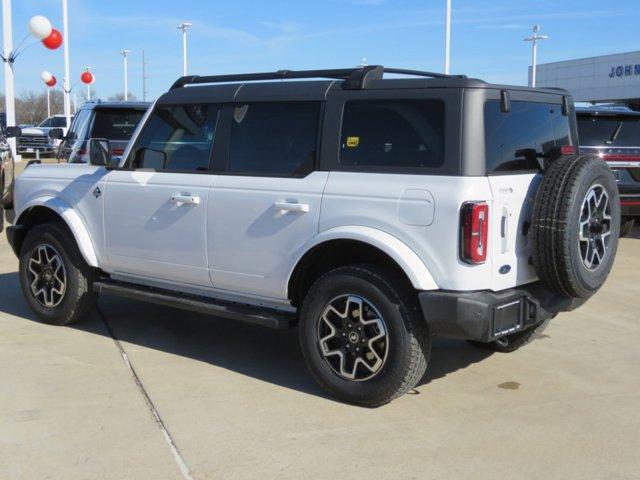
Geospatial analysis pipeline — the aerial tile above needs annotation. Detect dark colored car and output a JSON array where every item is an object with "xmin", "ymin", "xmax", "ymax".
[
  {"xmin": 577, "ymin": 106, "xmax": 640, "ymax": 236},
  {"xmin": 55, "ymin": 101, "xmax": 149, "ymax": 163}
]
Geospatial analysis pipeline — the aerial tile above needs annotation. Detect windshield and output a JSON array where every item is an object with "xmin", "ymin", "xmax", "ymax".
[
  {"xmin": 38, "ymin": 116, "xmax": 69, "ymax": 128},
  {"xmin": 92, "ymin": 109, "xmax": 145, "ymax": 140},
  {"xmin": 577, "ymin": 115, "xmax": 640, "ymax": 147}
]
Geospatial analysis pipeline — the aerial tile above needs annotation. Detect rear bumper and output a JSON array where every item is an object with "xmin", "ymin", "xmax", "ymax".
[{"xmin": 419, "ymin": 283, "xmax": 586, "ymax": 342}]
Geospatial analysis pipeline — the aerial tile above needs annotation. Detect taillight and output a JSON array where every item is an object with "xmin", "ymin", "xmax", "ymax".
[
  {"xmin": 461, "ymin": 202, "xmax": 489, "ymax": 264},
  {"xmin": 112, "ymin": 147, "xmax": 124, "ymax": 156},
  {"xmin": 560, "ymin": 145, "xmax": 576, "ymax": 155}
]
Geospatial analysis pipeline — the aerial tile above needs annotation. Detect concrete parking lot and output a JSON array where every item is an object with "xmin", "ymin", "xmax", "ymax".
[{"xmin": 1, "ymin": 168, "xmax": 639, "ymax": 479}]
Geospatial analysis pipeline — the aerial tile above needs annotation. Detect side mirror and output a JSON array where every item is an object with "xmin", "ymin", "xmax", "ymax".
[
  {"xmin": 48, "ymin": 128, "xmax": 64, "ymax": 140},
  {"xmin": 5, "ymin": 126, "xmax": 21, "ymax": 138},
  {"xmin": 88, "ymin": 138, "xmax": 111, "ymax": 167}
]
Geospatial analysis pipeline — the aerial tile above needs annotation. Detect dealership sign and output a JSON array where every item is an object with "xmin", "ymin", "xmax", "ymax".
[{"xmin": 609, "ymin": 64, "xmax": 640, "ymax": 78}]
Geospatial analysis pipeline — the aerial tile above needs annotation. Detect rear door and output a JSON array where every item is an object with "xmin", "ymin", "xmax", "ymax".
[
  {"xmin": 208, "ymin": 101, "xmax": 327, "ymax": 299},
  {"xmin": 484, "ymin": 97, "xmax": 572, "ymax": 290}
]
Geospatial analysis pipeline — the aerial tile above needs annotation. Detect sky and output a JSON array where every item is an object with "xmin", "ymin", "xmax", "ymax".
[{"xmin": 1, "ymin": 0, "xmax": 639, "ymax": 104}]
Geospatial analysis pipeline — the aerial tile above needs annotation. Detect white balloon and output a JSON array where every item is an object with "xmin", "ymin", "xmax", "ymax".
[
  {"xmin": 29, "ymin": 15, "xmax": 52, "ymax": 40},
  {"xmin": 41, "ymin": 70, "xmax": 53, "ymax": 83}
]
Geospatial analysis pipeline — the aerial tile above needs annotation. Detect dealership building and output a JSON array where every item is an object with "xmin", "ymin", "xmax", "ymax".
[{"xmin": 532, "ymin": 50, "xmax": 640, "ymax": 109}]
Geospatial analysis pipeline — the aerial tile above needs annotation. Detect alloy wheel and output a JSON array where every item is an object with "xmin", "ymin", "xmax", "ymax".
[
  {"xmin": 578, "ymin": 184, "xmax": 612, "ymax": 271},
  {"xmin": 27, "ymin": 243, "xmax": 67, "ymax": 308},
  {"xmin": 317, "ymin": 294, "xmax": 389, "ymax": 381}
]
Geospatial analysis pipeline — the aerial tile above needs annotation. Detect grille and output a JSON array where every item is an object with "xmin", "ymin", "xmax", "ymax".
[{"xmin": 18, "ymin": 135, "xmax": 52, "ymax": 149}]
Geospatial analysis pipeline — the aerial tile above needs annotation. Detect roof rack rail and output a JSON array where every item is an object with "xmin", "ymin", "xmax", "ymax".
[{"xmin": 169, "ymin": 65, "xmax": 465, "ymax": 90}]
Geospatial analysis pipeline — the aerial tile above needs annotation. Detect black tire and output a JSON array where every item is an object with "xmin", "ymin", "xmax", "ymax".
[
  {"xmin": 299, "ymin": 265, "xmax": 430, "ymax": 407},
  {"xmin": 532, "ymin": 155, "xmax": 620, "ymax": 299},
  {"xmin": 620, "ymin": 218, "xmax": 635, "ymax": 237},
  {"xmin": 468, "ymin": 318, "xmax": 551, "ymax": 353},
  {"xmin": 19, "ymin": 222, "xmax": 96, "ymax": 325}
]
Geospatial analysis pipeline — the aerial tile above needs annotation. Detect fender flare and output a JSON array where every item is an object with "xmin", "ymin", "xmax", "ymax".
[
  {"xmin": 15, "ymin": 196, "xmax": 99, "ymax": 267},
  {"xmin": 287, "ymin": 226, "xmax": 439, "ymax": 294}
]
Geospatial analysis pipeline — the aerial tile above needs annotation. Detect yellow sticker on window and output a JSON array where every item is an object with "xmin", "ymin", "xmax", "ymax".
[{"xmin": 346, "ymin": 136, "xmax": 360, "ymax": 148}]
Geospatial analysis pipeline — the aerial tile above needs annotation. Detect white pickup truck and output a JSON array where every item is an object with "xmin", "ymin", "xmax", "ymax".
[{"xmin": 5, "ymin": 67, "xmax": 620, "ymax": 406}]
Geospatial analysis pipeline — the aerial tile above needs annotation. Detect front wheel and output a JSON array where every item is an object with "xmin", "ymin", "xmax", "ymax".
[
  {"xmin": 299, "ymin": 265, "xmax": 430, "ymax": 407},
  {"xmin": 19, "ymin": 222, "xmax": 97, "ymax": 325}
]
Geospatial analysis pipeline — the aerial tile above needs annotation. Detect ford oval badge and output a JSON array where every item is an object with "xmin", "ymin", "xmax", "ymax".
[{"xmin": 499, "ymin": 265, "xmax": 511, "ymax": 275}]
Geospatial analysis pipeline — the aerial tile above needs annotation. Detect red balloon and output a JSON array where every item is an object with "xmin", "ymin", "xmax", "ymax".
[
  {"xmin": 45, "ymin": 75, "xmax": 57, "ymax": 87},
  {"xmin": 80, "ymin": 71, "xmax": 94, "ymax": 84},
  {"xmin": 42, "ymin": 28, "xmax": 63, "ymax": 50}
]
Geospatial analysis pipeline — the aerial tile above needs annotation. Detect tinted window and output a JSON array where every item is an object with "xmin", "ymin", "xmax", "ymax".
[
  {"xmin": 484, "ymin": 100, "xmax": 569, "ymax": 173},
  {"xmin": 228, "ymin": 103, "xmax": 319, "ymax": 176},
  {"xmin": 577, "ymin": 115, "xmax": 640, "ymax": 147},
  {"xmin": 340, "ymin": 100, "xmax": 445, "ymax": 169},
  {"xmin": 92, "ymin": 109, "xmax": 145, "ymax": 140},
  {"xmin": 38, "ymin": 118, "xmax": 52, "ymax": 127},
  {"xmin": 70, "ymin": 110, "xmax": 91, "ymax": 140},
  {"xmin": 50, "ymin": 116, "xmax": 68, "ymax": 127},
  {"xmin": 133, "ymin": 104, "xmax": 219, "ymax": 171}
]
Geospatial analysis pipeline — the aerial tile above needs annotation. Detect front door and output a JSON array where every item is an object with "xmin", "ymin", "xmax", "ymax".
[
  {"xmin": 103, "ymin": 103, "xmax": 221, "ymax": 287},
  {"xmin": 208, "ymin": 102, "xmax": 327, "ymax": 299}
]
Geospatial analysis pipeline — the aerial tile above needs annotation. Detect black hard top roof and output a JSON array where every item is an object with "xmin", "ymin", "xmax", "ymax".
[
  {"xmin": 156, "ymin": 66, "xmax": 569, "ymax": 105},
  {"xmin": 81, "ymin": 100, "xmax": 151, "ymax": 110},
  {"xmin": 576, "ymin": 105, "xmax": 640, "ymax": 117}
]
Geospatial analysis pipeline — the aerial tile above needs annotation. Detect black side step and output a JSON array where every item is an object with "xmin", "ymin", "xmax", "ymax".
[{"xmin": 93, "ymin": 279, "xmax": 295, "ymax": 329}]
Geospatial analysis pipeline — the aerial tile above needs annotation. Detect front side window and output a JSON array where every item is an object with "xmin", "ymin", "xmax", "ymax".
[
  {"xmin": 51, "ymin": 116, "xmax": 68, "ymax": 128},
  {"xmin": 133, "ymin": 104, "xmax": 219, "ymax": 171},
  {"xmin": 228, "ymin": 102, "xmax": 320, "ymax": 176},
  {"xmin": 92, "ymin": 109, "xmax": 145, "ymax": 141},
  {"xmin": 484, "ymin": 100, "xmax": 568, "ymax": 173},
  {"xmin": 340, "ymin": 100, "xmax": 445, "ymax": 169},
  {"xmin": 70, "ymin": 110, "xmax": 91, "ymax": 140}
]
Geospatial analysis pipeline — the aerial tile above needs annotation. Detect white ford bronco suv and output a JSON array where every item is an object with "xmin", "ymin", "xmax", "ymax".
[{"xmin": 5, "ymin": 66, "xmax": 620, "ymax": 406}]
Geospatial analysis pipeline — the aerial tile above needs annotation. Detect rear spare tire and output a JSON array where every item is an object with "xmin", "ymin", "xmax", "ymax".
[{"xmin": 532, "ymin": 155, "xmax": 620, "ymax": 299}]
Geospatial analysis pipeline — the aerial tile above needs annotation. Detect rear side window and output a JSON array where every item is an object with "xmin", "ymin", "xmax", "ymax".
[
  {"xmin": 228, "ymin": 102, "xmax": 319, "ymax": 176},
  {"xmin": 577, "ymin": 115, "xmax": 640, "ymax": 147},
  {"xmin": 484, "ymin": 100, "xmax": 569, "ymax": 173},
  {"xmin": 133, "ymin": 104, "xmax": 220, "ymax": 171},
  {"xmin": 92, "ymin": 109, "xmax": 145, "ymax": 141},
  {"xmin": 340, "ymin": 100, "xmax": 445, "ymax": 169}
]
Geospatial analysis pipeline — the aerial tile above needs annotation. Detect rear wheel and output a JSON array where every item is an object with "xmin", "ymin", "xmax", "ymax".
[
  {"xmin": 299, "ymin": 265, "xmax": 430, "ymax": 407},
  {"xmin": 19, "ymin": 223, "xmax": 96, "ymax": 325}
]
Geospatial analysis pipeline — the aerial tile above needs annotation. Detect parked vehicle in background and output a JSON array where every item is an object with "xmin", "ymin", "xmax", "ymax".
[
  {"xmin": 577, "ymin": 106, "xmax": 640, "ymax": 236},
  {"xmin": 7, "ymin": 66, "xmax": 620, "ymax": 406},
  {"xmin": 0, "ymin": 125, "xmax": 20, "ymax": 229},
  {"xmin": 54, "ymin": 101, "xmax": 149, "ymax": 164},
  {"xmin": 17, "ymin": 125, "xmax": 56, "ymax": 156}
]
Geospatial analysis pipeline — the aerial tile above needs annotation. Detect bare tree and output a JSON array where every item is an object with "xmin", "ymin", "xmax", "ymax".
[
  {"xmin": 11, "ymin": 90, "xmax": 65, "ymax": 125},
  {"xmin": 107, "ymin": 92, "xmax": 137, "ymax": 102}
]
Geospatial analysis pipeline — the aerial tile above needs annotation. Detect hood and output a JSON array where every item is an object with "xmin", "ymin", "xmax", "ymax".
[{"xmin": 20, "ymin": 127, "xmax": 46, "ymax": 136}]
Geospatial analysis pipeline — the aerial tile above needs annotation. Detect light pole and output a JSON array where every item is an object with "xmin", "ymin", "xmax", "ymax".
[
  {"xmin": 524, "ymin": 25, "xmax": 548, "ymax": 87},
  {"xmin": 120, "ymin": 49, "xmax": 130, "ymax": 100},
  {"xmin": 2, "ymin": 7, "xmax": 62, "ymax": 158},
  {"xmin": 62, "ymin": 0, "xmax": 71, "ymax": 128},
  {"xmin": 177, "ymin": 22, "xmax": 192, "ymax": 76},
  {"xmin": 2, "ymin": 0, "xmax": 16, "ymax": 156},
  {"xmin": 444, "ymin": 0, "xmax": 451, "ymax": 74}
]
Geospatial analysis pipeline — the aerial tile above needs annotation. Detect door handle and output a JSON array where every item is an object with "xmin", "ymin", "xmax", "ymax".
[
  {"xmin": 274, "ymin": 201, "xmax": 309, "ymax": 213},
  {"xmin": 171, "ymin": 194, "xmax": 200, "ymax": 205}
]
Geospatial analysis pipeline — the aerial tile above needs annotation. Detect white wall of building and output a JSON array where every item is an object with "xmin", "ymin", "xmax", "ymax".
[{"xmin": 533, "ymin": 51, "xmax": 640, "ymax": 102}]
